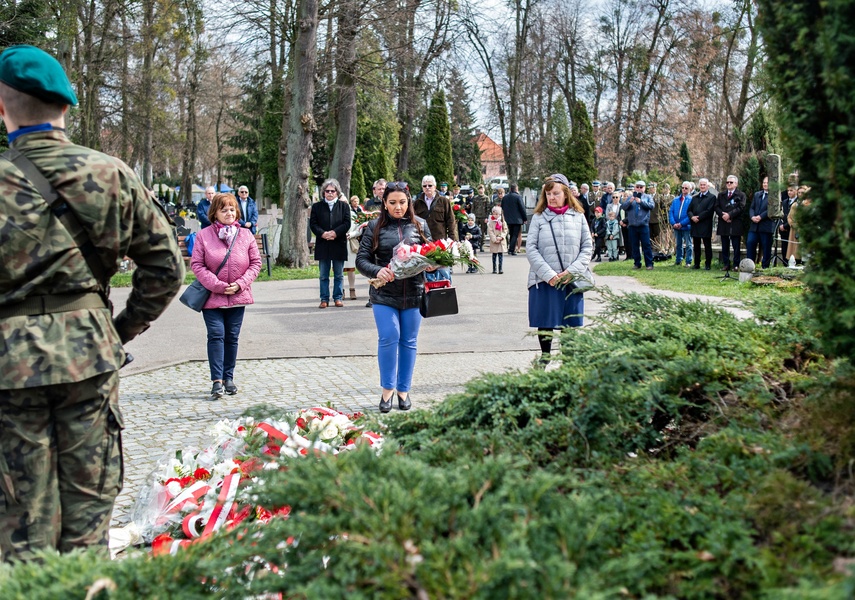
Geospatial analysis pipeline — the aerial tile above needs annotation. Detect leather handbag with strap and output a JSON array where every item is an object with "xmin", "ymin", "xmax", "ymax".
[
  {"xmin": 0, "ymin": 148, "xmax": 108, "ymax": 318},
  {"xmin": 419, "ymin": 279, "xmax": 458, "ymax": 318}
]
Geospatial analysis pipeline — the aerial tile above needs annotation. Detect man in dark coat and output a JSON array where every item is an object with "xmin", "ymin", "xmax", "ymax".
[
  {"xmin": 715, "ymin": 175, "xmax": 747, "ymax": 270},
  {"xmin": 413, "ymin": 175, "xmax": 458, "ymax": 242},
  {"xmin": 502, "ymin": 183, "xmax": 527, "ymax": 255},
  {"xmin": 688, "ymin": 178, "xmax": 717, "ymax": 270},
  {"xmin": 363, "ymin": 179, "xmax": 385, "ymax": 211},
  {"xmin": 310, "ymin": 178, "xmax": 351, "ymax": 308},
  {"xmin": 746, "ymin": 177, "xmax": 777, "ymax": 268}
]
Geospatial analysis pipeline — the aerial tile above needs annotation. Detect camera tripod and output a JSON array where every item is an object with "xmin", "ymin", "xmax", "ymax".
[{"xmin": 719, "ymin": 267, "xmax": 736, "ymax": 282}]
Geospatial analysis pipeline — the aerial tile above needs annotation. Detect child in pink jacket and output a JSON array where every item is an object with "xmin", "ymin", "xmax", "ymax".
[{"xmin": 191, "ymin": 193, "xmax": 262, "ymax": 400}]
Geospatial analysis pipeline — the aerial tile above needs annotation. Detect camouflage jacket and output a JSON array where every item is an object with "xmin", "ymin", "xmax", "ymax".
[{"xmin": 0, "ymin": 130, "xmax": 184, "ymax": 389}]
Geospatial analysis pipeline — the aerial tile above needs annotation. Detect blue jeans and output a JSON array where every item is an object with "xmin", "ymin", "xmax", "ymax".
[
  {"xmin": 202, "ymin": 307, "xmax": 245, "ymax": 381},
  {"xmin": 628, "ymin": 224, "xmax": 653, "ymax": 267},
  {"xmin": 425, "ymin": 268, "xmax": 452, "ymax": 284},
  {"xmin": 372, "ymin": 304, "xmax": 422, "ymax": 392},
  {"xmin": 747, "ymin": 231, "xmax": 773, "ymax": 268},
  {"xmin": 674, "ymin": 229, "xmax": 692, "ymax": 265},
  {"xmin": 319, "ymin": 259, "xmax": 344, "ymax": 301}
]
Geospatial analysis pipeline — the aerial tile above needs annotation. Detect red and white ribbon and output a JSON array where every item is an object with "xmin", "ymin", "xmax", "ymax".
[{"xmin": 202, "ymin": 472, "xmax": 240, "ymax": 538}]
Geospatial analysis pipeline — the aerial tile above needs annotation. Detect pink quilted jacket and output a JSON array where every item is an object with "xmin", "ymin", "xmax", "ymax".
[{"xmin": 190, "ymin": 226, "xmax": 262, "ymax": 309}]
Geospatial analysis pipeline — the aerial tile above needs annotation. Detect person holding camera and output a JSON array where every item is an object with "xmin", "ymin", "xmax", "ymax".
[{"xmin": 620, "ymin": 180, "xmax": 656, "ymax": 269}]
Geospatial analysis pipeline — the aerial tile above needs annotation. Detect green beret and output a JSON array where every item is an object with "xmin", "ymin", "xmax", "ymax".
[{"xmin": 0, "ymin": 45, "xmax": 78, "ymax": 106}]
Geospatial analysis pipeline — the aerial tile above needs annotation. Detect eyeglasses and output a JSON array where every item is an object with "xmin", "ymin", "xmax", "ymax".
[
  {"xmin": 681, "ymin": 186, "xmax": 690, "ymax": 190},
  {"xmin": 238, "ymin": 190, "xmax": 249, "ymax": 194},
  {"xmin": 726, "ymin": 181, "xmax": 736, "ymax": 184},
  {"xmin": 386, "ymin": 181, "xmax": 409, "ymax": 192},
  {"xmin": 323, "ymin": 189, "xmax": 337, "ymax": 194},
  {"xmin": 422, "ymin": 184, "xmax": 434, "ymax": 188},
  {"xmin": 634, "ymin": 185, "xmax": 644, "ymax": 189}
]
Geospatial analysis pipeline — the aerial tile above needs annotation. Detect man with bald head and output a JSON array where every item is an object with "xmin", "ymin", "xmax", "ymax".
[{"xmin": 197, "ymin": 186, "xmax": 215, "ymax": 228}]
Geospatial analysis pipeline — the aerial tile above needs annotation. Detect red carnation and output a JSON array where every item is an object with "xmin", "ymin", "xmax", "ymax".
[
  {"xmin": 296, "ymin": 417, "xmax": 307, "ymax": 430},
  {"xmin": 453, "ymin": 204, "xmax": 460, "ymax": 211},
  {"xmin": 193, "ymin": 468, "xmax": 211, "ymax": 481},
  {"xmin": 151, "ymin": 534, "xmax": 174, "ymax": 557}
]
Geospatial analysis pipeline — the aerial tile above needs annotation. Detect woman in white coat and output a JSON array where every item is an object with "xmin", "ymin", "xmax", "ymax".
[{"xmin": 526, "ymin": 173, "xmax": 593, "ymax": 365}]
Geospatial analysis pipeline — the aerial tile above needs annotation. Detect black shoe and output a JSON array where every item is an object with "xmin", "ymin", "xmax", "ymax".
[
  {"xmin": 379, "ymin": 394, "xmax": 393, "ymax": 413},
  {"xmin": 595, "ymin": 256, "xmax": 602, "ymax": 262},
  {"xmin": 498, "ymin": 269, "xmax": 503, "ymax": 274},
  {"xmin": 492, "ymin": 269, "xmax": 497, "ymax": 274},
  {"xmin": 223, "ymin": 379, "xmax": 238, "ymax": 395},
  {"xmin": 398, "ymin": 394, "xmax": 411, "ymax": 411},
  {"xmin": 705, "ymin": 266, "xmax": 711, "ymax": 271},
  {"xmin": 366, "ymin": 301, "xmax": 373, "ymax": 308},
  {"xmin": 209, "ymin": 381, "xmax": 224, "ymax": 401}
]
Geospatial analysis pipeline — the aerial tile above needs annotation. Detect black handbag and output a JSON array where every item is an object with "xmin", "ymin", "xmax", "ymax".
[
  {"xmin": 179, "ymin": 231, "xmax": 239, "ymax": 312},
  {"xmin": 420, "ymin": 281, "xmax": 458, "ymax": 318}
]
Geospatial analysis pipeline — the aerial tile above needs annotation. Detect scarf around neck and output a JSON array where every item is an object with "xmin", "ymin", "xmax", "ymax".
[
  {"xmin": 214, "ymin": 221, "xmax": 238, "ymax": 245},
  {"xmin": 547, "ymin": 205, "xmax": 570, "ymax": 215}
]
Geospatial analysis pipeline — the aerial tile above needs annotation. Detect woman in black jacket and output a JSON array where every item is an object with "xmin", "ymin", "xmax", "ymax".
[
  {"xmin": 687, "ymin": 178, "xmax": 717, "ymax": 270},
  {"xmin": 356, "ymin": 182, "xmax": 434, "ymax": 413}
]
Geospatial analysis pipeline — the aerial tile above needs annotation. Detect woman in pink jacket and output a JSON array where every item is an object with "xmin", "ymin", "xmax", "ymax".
[{"xmin": 191, "ymin": 193, "xmax": 262, "ymax": 400}]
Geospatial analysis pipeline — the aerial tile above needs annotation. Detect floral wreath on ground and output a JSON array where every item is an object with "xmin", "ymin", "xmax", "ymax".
[{"xmin": 126, "ymin": 407, "xmax": 383, "ymax": 556}]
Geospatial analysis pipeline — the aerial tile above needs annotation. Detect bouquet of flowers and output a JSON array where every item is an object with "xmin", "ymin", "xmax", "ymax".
[
  {"xmin": 452, "ymin": 204, "xmax": 469, "ymax": 224},
  {"xmin": 370, "ymin": 239, "xmax": 482, "ymax": 288},
  {"xmin": 353, "ymin": 211, "xmax": 379, "ymax": 226},
  {"xmin": 127, "ymin": 407, "xmax": 383, "ymax": 555}
]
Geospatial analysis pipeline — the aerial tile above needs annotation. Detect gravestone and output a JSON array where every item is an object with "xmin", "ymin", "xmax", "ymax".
[{"xmin": 766, "ymin": 153, "xmax": 784, "ymax": 218}]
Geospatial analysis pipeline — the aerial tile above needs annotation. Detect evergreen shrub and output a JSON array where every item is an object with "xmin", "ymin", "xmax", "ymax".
[{"xmin": 1, "ymin": 294, "xmax": 853, "ymax": 599}]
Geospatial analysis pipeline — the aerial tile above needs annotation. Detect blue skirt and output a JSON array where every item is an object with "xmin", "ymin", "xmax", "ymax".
[{"xmin": 528, "ymin": 283, "xmax": 584, "ymax": 329}]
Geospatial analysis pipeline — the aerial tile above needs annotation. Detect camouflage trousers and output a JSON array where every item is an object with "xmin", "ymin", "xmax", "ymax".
[{"xmin": 0, "ymin": 371, "xmax": 123, "ymax": 563}]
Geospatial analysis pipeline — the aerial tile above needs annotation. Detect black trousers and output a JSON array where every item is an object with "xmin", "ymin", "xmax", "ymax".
[
  {"xmin": 507, "ymin": 224, "xmax": 522, "ymax": 253},
  {"xmin": 693, "ymin": 236, "xmax": 712, "ymax": 268},
  {"xmin": 720, "ymin": 234, "xmax": 742, "ymax": 268}
]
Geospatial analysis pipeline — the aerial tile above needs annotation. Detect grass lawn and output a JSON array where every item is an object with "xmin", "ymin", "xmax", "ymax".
[
  {"xmin": 592, "ymin": 257, "xmax": 804, "ymax": 301},
  {"xmin": 110, "ymin": 264, "xmax": 320, "ymax": 288}
]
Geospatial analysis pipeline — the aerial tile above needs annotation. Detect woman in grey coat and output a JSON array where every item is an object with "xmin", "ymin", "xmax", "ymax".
[{"xmin": 526, "ymin": 174, "xmax": 593, "ymax": 365}]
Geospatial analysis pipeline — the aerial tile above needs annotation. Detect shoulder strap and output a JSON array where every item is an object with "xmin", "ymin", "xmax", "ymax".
[
  {"xmin": 214, "ymin": 229, "xmax": 240, "ymax": 275},
  {"xmin": 545, "ymin": 218, "xmax": 566, "ymax": 272},
  {"xmin": 2, "ymin": 147, "xmax": 108, "ymax": 292}
]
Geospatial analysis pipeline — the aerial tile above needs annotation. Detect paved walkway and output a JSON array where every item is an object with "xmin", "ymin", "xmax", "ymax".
[{"xmin": 110, "ymin": 255, "xmax": 749, "ymax": 526}]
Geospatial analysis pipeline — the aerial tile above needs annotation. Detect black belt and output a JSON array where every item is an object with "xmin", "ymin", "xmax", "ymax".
[{"xmin": 0, "ymin": 292, "xmax": 106, "ymax": 318}]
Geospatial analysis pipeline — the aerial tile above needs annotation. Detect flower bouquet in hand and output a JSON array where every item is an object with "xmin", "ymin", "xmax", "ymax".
[
  {"xmin": 452, "ymin": 204, "xmax": 469, "ymax": 224},
  {"xmin": 353, "ymin": 211, "xmax": 379, "ymax": 226},
  {"xmin": 370, "ymin": 239, "xmax": 482, "ymax": 288},
  {"xmin": 554, "ymin": 269, "xmax": 595, "ymax": 294}
]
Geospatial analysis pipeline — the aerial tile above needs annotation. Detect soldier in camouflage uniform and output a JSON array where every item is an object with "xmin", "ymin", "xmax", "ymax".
[{"xmin": 0, "ymin": 46, "xmax": 184, "ymax": 562}]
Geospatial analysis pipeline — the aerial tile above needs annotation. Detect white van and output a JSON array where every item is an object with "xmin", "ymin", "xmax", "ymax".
[{"xmin": 487, "ymin": 176, "xmax": 508, "ymax": 190}]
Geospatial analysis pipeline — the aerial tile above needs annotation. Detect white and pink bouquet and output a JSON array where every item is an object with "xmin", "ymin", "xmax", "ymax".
[{"xmin": 370, "ymin": 239, "xmax": 482, "ymax": 288}]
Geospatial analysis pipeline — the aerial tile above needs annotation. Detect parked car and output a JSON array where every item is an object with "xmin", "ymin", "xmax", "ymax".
[{"xmin": 487, "ymin": 176, "xmax": 508, "ymax": 191}]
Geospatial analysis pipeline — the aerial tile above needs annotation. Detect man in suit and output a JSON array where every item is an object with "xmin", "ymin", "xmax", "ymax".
[
  {"xmin": 501, "ymin": 183, "xmax": 527, "ymax": 255},
  {"xmin": 579, "ymin": 183, "xmax": 595, "ymax": 231},
  {"xmin": 715, "ymin": 175, "xmax": 747, "ymax": 270},
  {"xmin": 779, "ymin": 185, "xmax": 798, "ymax": 260},
  {"xmin": 620, "ymin": 180, "xmax": 656, "ymax": 269},
  {"xmin": 236, "ymin": 185, "xmax": 259, "ymax": 234},
  {"xmin": 599, "ymin": 181, "xmax": 615, "ymax": 212},
  {"xmin": 746, "ymin": 177, "xmax": 776, "ymax": 268},
  {"xmin": 310, "ymin": 178, "xmax": 351, "ymax": 308},
  {"xmin": 688, "ymin": 178, "xmax": 717, "ymax": 269}
]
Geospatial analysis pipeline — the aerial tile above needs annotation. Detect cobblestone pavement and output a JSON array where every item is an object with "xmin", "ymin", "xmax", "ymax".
[{"xmin": 112, "ymin": 350, "xmax": 537, "ymax": 526}]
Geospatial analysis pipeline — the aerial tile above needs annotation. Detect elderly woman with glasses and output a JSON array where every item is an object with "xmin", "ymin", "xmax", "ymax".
[
  {"xmin": 310, "ymin": 178, "xmax": 351, "ymax": 308},
  {"xmin": 356, "ymin": 182, "xmax": 435, "ymax": 413}
]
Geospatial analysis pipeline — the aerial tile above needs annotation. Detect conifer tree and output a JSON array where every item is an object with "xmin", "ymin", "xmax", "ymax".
[
  {"xmin": 423, "ymin": 89, "xmax": 454, "ymax": 185},
  {"xmin": 565, "ymin": 101, "xmax": 597, "ymax": 185},
  {"xmin": 678, "ymin": 142, "xmax": 692, "ymax": 182},
  {"xmin": 351, "ymin": 159, "xmax": 367, "ymax": 200},
  {"xmin": 759, "ymin": 0, "xmax": 855, "ymax": 358},
  {"xmin": 544, "ymin": 98, "xmax": 570, "ymax": 176},
  {"xmin": 447, "ymin": 70, "xmax": 480, "ymax": 184}
]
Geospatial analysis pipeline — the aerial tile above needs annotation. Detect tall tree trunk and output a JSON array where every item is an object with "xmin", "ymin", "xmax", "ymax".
[
  {"xmin": 141, "ymin": 0, "xmax": 155, "ymax": 187},
  {"xmin": 278, "ymin": 0, "xmax": 319, "ymax": 268},
  {"xmin": 120, "ymin": 8, "xmax": 131, "ymax": 163},
  {"xmin": 329, "ymin": 0, "xmax": 360, "ymax": 197}
]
